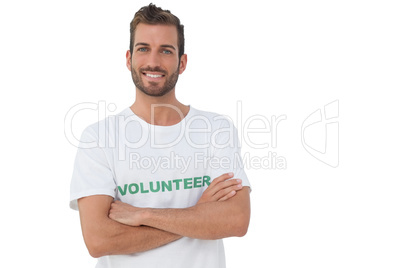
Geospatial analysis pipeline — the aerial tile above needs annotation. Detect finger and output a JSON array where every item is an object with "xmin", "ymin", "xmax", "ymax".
[
  {"xmin": 197, "ymin": 173, "xmax": 238, "ymax": 204},
  {"xmin": 206, "ymin": 175, "xmax": 238, "ymax": 196},
  {"xmin": 209, "ymin": 179, "xmax": 242, "ymax": 197},
  {"xmin": 218, "ymin": 190, "xmax": 237, "ymax": 201},
  {"xmin": 214, "ymin": 183, "xmax": 243, "ymax": 201},
  {"xmin": 219, "ymin": 178, "xmax": 242, "ymax": 190},
  {"xmin": 209, "ymin": 172, "xmax": 234, "ymax": 187},
  {"xmin": 201, "ymin": 173, "xmax": 235, "ymax": 199}
]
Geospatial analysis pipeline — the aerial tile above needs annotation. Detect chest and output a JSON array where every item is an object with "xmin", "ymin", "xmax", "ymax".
[{"xmin": 111, "ymin": 143, "xmax": 212, "ymax": 208}]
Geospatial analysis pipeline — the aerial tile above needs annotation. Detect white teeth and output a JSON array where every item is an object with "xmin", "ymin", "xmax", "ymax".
[{"xmin": 146, "ymin": 74, "xmax": 163, "ymax": 78}]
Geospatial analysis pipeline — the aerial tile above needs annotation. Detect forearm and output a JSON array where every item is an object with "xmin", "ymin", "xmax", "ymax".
[
  {"xmin": 78, "ymin": 195, "xmax": 181, "ymax": 258},
  {"xmin": 88, "ymin": 218, "xmax": 181, "ymax": 257},
  {"xmin": 107, "ymin": 176, "xmax": 249, "ymax": 241},
  {"xmin": 141, "ymin": 187, "xmax": 250, "ymax": 240}
]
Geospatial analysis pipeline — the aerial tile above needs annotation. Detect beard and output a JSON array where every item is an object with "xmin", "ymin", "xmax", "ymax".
[{"xmin": 131, "ymin": 65, "xmax": 180, "ymax": 97}]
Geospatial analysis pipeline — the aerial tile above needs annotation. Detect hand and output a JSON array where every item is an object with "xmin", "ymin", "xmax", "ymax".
[
  {"xmin": 109, "ymin": 200, "xmax": 144, "ymax": 226},
  {"xmin": 197, "ymin": 172, "xmax": 243, "ymax": 204}
]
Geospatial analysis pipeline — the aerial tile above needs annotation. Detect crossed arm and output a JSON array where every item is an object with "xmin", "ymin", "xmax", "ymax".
[{"xmin": 78, "ymin": 173, "xmax": 250, "ymax": 258}]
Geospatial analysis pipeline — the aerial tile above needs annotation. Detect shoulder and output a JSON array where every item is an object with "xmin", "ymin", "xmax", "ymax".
[
  {"xmin": 79, "ymin": 108, "xmax": 133, "ymax": 145},
  {"xmin": 188, "ymin": 107, "xmax": 235, "ymax": 130}
]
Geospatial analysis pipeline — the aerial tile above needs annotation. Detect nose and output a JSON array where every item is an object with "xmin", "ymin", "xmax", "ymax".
[{"xmin": 147, "ymin": 50, "xmax": 162, "ymax": 68}]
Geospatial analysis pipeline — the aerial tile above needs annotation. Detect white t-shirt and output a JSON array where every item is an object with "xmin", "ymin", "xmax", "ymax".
[{"xmin": 70, "ymin": 106, "xmax": 250, "ymax": 268}]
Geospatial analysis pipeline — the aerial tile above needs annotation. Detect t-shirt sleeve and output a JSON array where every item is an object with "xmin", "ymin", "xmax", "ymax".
[
  {"xmin": 209, "ymin": 119, "xmax": 251, "ymax": 189},
  {"xmin": 69, "ymin": 126, "xmax": 116, "ymax": 210}
]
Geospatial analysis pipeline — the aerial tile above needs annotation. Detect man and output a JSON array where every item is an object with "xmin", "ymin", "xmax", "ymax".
[{"xmin": 70, "ymin": 3, "xmax": 251, "ymax": 268}]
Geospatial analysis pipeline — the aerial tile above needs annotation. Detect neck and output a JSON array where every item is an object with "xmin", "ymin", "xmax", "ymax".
[{"xmin": 130, "ymin": 88, "xmax": 190, "ymax": 126}]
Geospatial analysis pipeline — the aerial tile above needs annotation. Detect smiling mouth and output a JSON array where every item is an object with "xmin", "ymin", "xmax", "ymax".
[{"xmin": 144, "ymin": 73, "xmax": 165, "ymax": 78}]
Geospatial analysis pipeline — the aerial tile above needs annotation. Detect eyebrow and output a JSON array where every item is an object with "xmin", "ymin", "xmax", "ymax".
[
  {"xmin": 135, "ymin": 42, "xmax": 176, "ymax": 50},
  {"xmin": 161, "ymin": 44, "xmax": 176, "ymax": 50}
]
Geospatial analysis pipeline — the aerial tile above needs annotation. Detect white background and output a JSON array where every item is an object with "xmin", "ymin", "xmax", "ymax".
[{"xmin": 1, "ymin": 0, "xmax": 401, "ymax": 267}]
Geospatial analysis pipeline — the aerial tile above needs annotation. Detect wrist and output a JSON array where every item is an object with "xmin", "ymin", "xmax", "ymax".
[{"xmin": 140, "ymin": 207, "xmax": 153, "ymax": 226}]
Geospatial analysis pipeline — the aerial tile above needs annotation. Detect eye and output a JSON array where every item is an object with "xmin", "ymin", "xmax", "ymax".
[
  {"xmin": 137, "ymin": 47, "xmax": 148, "ymax": 52},
  {"xmin": 162, "ymin": 49, "xmax": 173, "ymax": 54}
]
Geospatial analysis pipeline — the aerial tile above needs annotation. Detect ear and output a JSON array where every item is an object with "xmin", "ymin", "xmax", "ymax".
[
  {"xmin": 125, "ymin": 50, "xmax": 132, "ymax": 71},
  {"xmin": 178, "ymin": 54, "xmax": 187, "ymax": 74}
]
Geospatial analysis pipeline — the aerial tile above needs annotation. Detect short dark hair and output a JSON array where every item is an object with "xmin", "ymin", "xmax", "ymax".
[{"xmin": 130, "ymin": 3, "xmax": 185, "ymax": 59}]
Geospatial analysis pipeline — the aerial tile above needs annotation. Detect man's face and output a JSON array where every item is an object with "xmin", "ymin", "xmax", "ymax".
[{"xmin": 127, "ymin": 23, "xmax": 186, "ymax": 97}]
